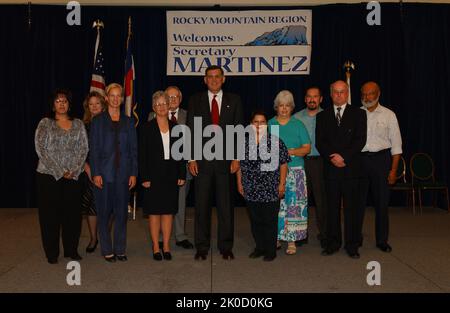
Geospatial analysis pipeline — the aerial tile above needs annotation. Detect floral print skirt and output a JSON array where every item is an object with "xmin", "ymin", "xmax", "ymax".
[{"xmin": 277, "ymin": 166, "xmax": 308, "ymax": 241}]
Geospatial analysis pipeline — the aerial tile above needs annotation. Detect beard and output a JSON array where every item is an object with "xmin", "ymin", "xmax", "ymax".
[
  {"xmin": 362, "ymin": 96, "xmax": 379, "ymax": 108},
  {"xmin": 307, "ymin": 102, "xmax": 318, "ymax": 110}
]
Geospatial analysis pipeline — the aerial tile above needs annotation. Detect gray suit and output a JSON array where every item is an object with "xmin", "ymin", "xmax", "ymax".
[{"xmin": 148, "ymin": 109, "xmax": 191, "ymax": 242}]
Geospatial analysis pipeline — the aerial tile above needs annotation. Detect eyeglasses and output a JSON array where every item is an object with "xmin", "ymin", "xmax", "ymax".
[
  {"xmin": 252, "ymin": 121, "xmax": 267, "ymax": 125},
  {"xmin": 55, "ymin": 99, "xmax": 68, "ymax": 104},
  {"xmin": 154, "ymin": 102, "xmax": 168, "ymax": 107},
  {"xmin": 168, "ymin": 95, "xmax": 180, "ymax": 100}
]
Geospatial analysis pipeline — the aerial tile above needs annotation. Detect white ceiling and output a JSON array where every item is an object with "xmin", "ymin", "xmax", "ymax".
[{"xmin": 2, "ymin": 0, "xmax": 450, "ymax": 6}]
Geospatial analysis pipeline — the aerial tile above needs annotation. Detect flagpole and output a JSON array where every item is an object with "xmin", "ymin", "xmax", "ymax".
[
  {"xmin": 127, "ymin": 16, "xmax": 132, "ymax": 50},
  {"xmin": 343, "ymin": 60, "xmax": 355, "ymax": 104},
  {"xmin": 125, "ymin": 16, "xmax": 138, "ymax": 219},
  {"xmin": 92, "ymin": 19, "xmax": 104, "ymax": 66}
]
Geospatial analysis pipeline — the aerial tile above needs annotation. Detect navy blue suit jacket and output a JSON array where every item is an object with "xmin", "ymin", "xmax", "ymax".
[{"xmin": 89, "ymin": 111, "xmax": 138, "ymax": 183}]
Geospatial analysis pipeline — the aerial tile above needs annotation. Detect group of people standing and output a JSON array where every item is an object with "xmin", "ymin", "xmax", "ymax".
[
  {"xmin": 34, "ymin": 65, "xmax": 402, "ymax": 265},
  {"xmin": 35, "ymin": 84, "xmax": 138, "ymax": 264}
]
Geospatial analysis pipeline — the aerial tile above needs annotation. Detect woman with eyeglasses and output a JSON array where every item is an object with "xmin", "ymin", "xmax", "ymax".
[
  {"xmin": 237, "ymin": 110, "xmax": 290, "ymax": 261},
  {"xmin": 268, "ymin": 90, "xmax": 311, "ymax": 256},
  {"xmin": 139, "ymin": 90, "xmax": 186, "ymax": 261},
  {"xmin": 35, "ymin": 88, "xmax": 88, "ymax": 264}
]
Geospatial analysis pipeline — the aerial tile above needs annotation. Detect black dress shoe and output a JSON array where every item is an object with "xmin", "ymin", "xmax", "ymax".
[
  {"xmin": 65, "ymin": 253, "xmax": 82, "ymax": 261},
  {"xmin": 221, "ymin": 251, "xmax": 234, "ymax": 260},
  {"xmin": 346, "ymin": 250, "xmax": 360, "ymax": 259},
  {"xmin": 104, "ymin": 255, "xmax": 116, "ymax": 263},
  {"xmin": 86, "ymin": 240, "xmax": 98, "ymax": 253},
  {"xmin": 153, "ymin": 252, "xmax": 163, "ymax": 261},
  {"xmin": 263, "ymin": 255, "xmax": 276, "ymax": 262},
  {"xmin": 249, "ymin": 250, "xmax": 265, "ymax": 259},
  {"xmin": 47, "ymin": 258, "xmax": 58, "ymax": 264},
  {"xmin": 163, "ymin": 251, "xmax": 172, "ymax": 261},
  {"xmin": 176, "ymin": 239, "xmax": 194, "ymax": 249},
  {"xmin": 321, "ymin": 248, "xmax": 337, "ymax": 256},
  {"xmin": 376, "ymin": 243, "xmax": 392, "ymax": 253},
  {"xmin": 116, "ymin": 255, "xmax": 128, "ymax": 262},
  {"xmin": 194, "ymin": 251, "xmax": 207, "ymax": 260}
]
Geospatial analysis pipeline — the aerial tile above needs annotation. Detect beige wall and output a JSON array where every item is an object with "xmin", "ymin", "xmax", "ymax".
[{"xmin": 2, "ymin": 0, "xmax": 450, "ymax": 6}]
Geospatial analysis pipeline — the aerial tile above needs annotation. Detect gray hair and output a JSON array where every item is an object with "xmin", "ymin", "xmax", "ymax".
[
  {"xmin": 273, "ymin": 90, "xmax": 295, "ymax": 111},
  {"xmin": 165, "ymin": 85, "xmax": 183, "ymax": 102},
  {"xmin": 329, "ymin": 80, "xmax": 349, "ymax": 94},
  {"xmin": 152, "ymin": 90, "xmax": 169, "ymax": 107}
]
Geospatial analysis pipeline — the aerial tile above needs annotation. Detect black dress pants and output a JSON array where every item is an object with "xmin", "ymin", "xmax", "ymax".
[
  {"xmin": 325, "ymin": 177, "xmax": 362, "ymax": 252},
  {"xmin": 247, "ymin": 201, "xmax": 280, "ymax": 258},
  {"xmin": 304, "ymin": 157, "xmax": 328, "ymax": 241},
  {"xmin": 360, "ymin": 150, "xmax": 391, "ymax": 245},
  {"xmin": 194, "ymin": 161, "xmax": 234, "ymax": 253},
  {"xmin": 36, "ymin": 173, "xmax": 82, "ymax": 260}
]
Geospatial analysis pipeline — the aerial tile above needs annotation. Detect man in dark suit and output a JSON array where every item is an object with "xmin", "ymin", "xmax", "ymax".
[
  {"xmin": 148, "ymin": 86, "xmax": 194, "ymax": 250},
  {"xmin": 316, "ymin": 80, "xmax": 367, "ymax": 259},
  {"xmin": 187, "ymin": 65, "xmax": 244, "ymax": 260}
]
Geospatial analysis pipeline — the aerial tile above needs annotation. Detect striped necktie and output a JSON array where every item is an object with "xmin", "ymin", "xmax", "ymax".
[{"xmin": 336, "ymin": 107, "xmax": 342, "ymax": 126}]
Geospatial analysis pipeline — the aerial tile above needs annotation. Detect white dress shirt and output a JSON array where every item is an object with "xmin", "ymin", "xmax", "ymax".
[
  {"xmin": 333, "ymin": 103, "xmax": 347, "ymax": 117},
  {"xmin": 161, "ymin": 131, "xmax": 170, "ymax": 160},
  {"xmin": 361, "ymin": 103, "xmax": 403, "ymax": 155},
  {"xmin": 208, "ymin": 90, "xmax": 223, "ymax": 114}
]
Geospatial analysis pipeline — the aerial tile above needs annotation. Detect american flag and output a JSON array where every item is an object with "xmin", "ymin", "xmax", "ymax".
[
  {"xmin": 124, "ymin": 17, "xmax": 139, "ymax": 126},
  {"xmin": 90, "ymin": 27, "xmax": 106, "ymax": 95}
]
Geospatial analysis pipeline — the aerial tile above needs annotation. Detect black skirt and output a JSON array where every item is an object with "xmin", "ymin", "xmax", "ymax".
[
  {"xmin": 142, "ymin": 178, "xmax": 179, "ymax": 215},
  {"xmin": 81, "ymin": 172, "xmax": 96, "ymax": 216}
]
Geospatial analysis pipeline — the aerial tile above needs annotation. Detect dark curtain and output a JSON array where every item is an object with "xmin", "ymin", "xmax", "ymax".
[{"xmin": 1, "ymin": 3, "xmax": 449, "ymax": 208}]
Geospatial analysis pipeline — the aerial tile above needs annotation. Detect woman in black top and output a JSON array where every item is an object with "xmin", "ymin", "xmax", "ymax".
[
  {"xmin": 139, "ymin": 91, "xmax": 186, "ymax": 261},
  {"xmin": 81, "ymin": 91, "xmax": 106, "ymax": 253}
]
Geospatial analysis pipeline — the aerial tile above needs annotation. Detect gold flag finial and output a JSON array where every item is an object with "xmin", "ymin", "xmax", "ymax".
[
  {"xmin": 343, "ymin": 60, "xmax": 355, "ymax": 73},
  {"xmin": 92, "ymin": 19, "xmax": 104, "ymax": 30},
  {"xmin": 343, "ymin": 60, "xmax": 355, "ymax": 104}
]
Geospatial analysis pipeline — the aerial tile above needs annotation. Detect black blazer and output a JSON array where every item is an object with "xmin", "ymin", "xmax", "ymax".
[
  {"xmin": 138, "ymin": 119, "xmax": 186, "ymax": 184},
  {"xmin": 316, "ymin": 104, "xmax": 367, "ymax": 179},
  {"xmin": 187, "ymin": 91, "xmax": 244, "ymax": 169}
]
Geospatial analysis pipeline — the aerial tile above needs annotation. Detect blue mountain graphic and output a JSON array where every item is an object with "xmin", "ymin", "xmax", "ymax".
[{"xmin": 245, "ymin": 25, "xmax": 308, "ymax": 46}]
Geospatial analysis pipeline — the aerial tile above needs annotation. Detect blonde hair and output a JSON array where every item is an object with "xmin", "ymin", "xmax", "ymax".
[
  {"xmin": 82, "ymin": 91, "xmax": 107, "ymax": 124},
  {"xmin": 152, "ymin": 90, "xmax": 169, "ymax": 107},
  {"xmin": 106, "ymin": 83, "xmax": 123, "ymax": 96}
]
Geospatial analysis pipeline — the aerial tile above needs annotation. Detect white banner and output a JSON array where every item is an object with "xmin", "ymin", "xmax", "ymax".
[{"xmin": 166, "ymin": 10, "xmax": 312, "ymax": 76}]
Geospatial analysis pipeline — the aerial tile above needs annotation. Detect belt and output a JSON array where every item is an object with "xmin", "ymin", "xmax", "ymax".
[
  {"xmin": 362, "ymin": 149, "xmax": 390, "ymax": 157},
  {"xmin": 305, "ymin": 155, "xmax": 322, "ymax": 160}
]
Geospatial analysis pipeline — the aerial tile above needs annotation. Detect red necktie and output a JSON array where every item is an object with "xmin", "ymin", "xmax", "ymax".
[
  {"xmin": 170, "ymin": 111, "xmax": 177, "ymax": 123},
  {"xmin": 211, "ymin": 95, "xmax": 219, "ymax": 125}
]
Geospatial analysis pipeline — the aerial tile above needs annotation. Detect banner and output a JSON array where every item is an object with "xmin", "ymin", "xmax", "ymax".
[{"xmin": 166, "ymin": 10, "xmax": 312, "ymax": 76}]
